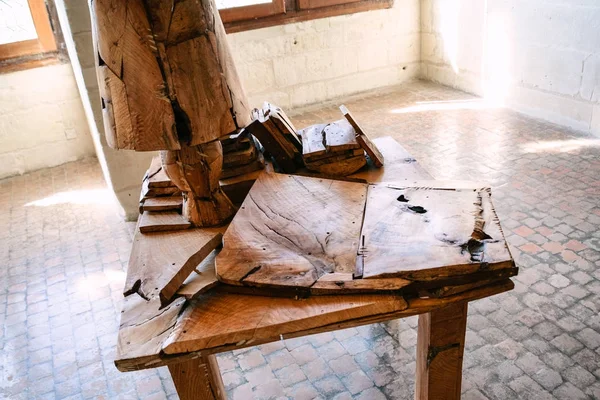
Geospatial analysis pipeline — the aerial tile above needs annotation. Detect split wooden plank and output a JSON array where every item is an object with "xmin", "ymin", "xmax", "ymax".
[
  {"xmin": 302, "ymin": 148, "xmax": 364, "ymax": 164},
  {"xmin": 216, "ymin": 173, "xmax": 368, "ymax": 289},
  {"xmin": 160, "ymin": 279, "xmax": 513, "ymax": 356},
  {"xmin": 93, "ymin": 0, "xmax": 180, "ymax": 151},
  {"xmin": 139, "ymin": 211, "xmax": 191, "ymax": 233},
  {"xmin": 359, "ymin": 183, "xmax": 514, "ymax": 281},
  {"xmin": 340, "ymin": 105, "xmax": 384, "ymax": 167},
  {"xmin": 143, "ymin": 156, "xmax": 163, "ymax": 183},
  {"xmin": 165, "ymin": 35, "xmax": 237, "ymax": 145},
  {"xmin": 220, "ymin": 169, "xmax": 263, "ymax": 206},
  {"xmin": 125, "ymin": 227, "xmax": 224, "ymax": 306},
  {"xmin": 222, "ymin": 145, "xmax": 257, "ymax": 169},
  {"xmin": 221, "ymin": 152, "xmax": 265, "ymax": 179},
  {"xmin": 264, "ymin": 103, "xmax": 302, "ymax": 152},
  {"xmin": 141, "ymin": 196, "xmax": 183, "ymax": 212},
  {"xmin": 221, "ymin": 134, "xmax": 251, "ymax": 153},
  {"xmin": 311, "ymin": 274, "xmax": 412, "ymax": 294},
  {"xmin": 305, "ymin": 155, "xmax": 366, "ymax": 176},
  {"xmin": 116, "ymin": 293, "xmax": 186, "ymax": 371},
  {"xmin": 176, "ymin": 249, "xmax": 220, "ymax": 300},
  {"xmin": 246, "ymin": 106, "xmax": 301, "ymax": 173},
  {"xmin": 162, "ymin": 292, "xmax": 408, "ymax": 354}
]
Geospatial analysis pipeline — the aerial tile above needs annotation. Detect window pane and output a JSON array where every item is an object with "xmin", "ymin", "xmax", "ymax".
[
  {"xmin": 0, "ymin": 0, "xmax": 38, "ymax": 45},
  {"xmin": 216, "ymin": 0, "xmax": 271, "ymax": 10}
]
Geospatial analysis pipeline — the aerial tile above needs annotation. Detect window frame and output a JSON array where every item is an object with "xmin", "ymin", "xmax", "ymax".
[
  {"xmin": 220, "ymin": 0, "xmax": 286, "ymax": 24},
  {"xmin": 221, "ymin": 0, "xmax": 393, "ymax": 33},
  {"xmin": 0, "ymin": 0, "xmax": 58, "ymax": 61}
]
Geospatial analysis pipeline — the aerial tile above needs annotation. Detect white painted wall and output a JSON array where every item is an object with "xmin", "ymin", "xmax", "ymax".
[
  {"xmin": 420, "ymin": 0, "xmax": 600, "ymax": 135},
  {"xmin": 0, "ymin": 64, "xmax": 95, "ymax": 179},
  {"xmin": 229, "ymin": 0, "xmax": 421, "ymax": 109}
]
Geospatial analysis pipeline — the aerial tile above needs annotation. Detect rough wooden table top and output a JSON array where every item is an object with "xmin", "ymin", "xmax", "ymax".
[{"xmin": 114, "ymin": 136, "xmax": 516, "ymax": 372}]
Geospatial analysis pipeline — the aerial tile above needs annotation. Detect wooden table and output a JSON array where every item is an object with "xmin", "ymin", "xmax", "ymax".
[{"xmin": 115, "ymin": 137, "xmax": 515, "ymax": 400}]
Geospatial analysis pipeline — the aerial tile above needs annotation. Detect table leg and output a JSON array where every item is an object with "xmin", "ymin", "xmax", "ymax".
[
  {"xmin": 415, "ymin": 302, "xmax": 468, "ymax": 400},
  {"xmin": 168, "ymin": 354, "xmax": 225, "ymax": 400}
]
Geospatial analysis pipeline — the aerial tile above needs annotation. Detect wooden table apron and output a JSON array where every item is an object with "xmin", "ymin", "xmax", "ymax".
[{"xmin": 115, "ymin": 137, "xmax": 515, "ymax": 400}]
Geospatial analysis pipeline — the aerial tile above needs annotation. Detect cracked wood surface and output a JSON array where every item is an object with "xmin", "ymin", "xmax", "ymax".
[
  {"xmin": 116, "ymin": 294, "xmax": 186, "ymax": 371},
  {"xmin": 114, "ymin": 136, "xmax": 517, "ymax": 374},
  {"xmin": 124, "ymin": 227, "xmax": 224, "ymax": 306},
  {"xmin": 92, "ymin": 0, "xmax": 179, "ymax": 151},
  {"xmin": 360, "ymin": 183, "xmax": 514, "ymax": 281},
  {"xmin": 160, "ymin": 279, "xmax": 513, "ymax": 357},
  {"xmin": 161, "ymin": 292, "xmax": 408, "ymax": 355},
  {"xmin": 340, "ymin": 105, "xmax": 384, "ymax": 167},
  {"xmin": 216, "ymin": 172, "xmax": 367, "ymax": 289}
]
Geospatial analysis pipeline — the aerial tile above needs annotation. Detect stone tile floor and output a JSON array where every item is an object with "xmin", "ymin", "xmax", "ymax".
[{"xmin": 1, "ymin": 80, "xmax": 600, "ymax": 399}]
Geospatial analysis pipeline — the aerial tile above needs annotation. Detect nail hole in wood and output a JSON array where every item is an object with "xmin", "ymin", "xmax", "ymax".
[{"xmin": 408, "ymin": 205, "xmax": 427, "ymax": 214}]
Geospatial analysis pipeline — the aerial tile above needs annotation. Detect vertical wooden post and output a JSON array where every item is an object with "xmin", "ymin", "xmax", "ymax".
[
  {"xmin": 415, "ymin": 302, "xmax": 468, "ymax": 400},
  {"xmin": 168, "ymin": 354, "xmax": 226, "ymax": 400}
]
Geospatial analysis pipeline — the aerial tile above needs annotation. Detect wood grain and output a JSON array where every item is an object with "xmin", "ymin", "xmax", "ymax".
[
  {"xmin": 125, "ymin": 227, "xmax": 224, "ymax": 306},
  {"xmin": 359, "ymin": 183, "xmax": 514, "ymax": 281},
  {"xmin": 168, "ymin": 355, "xmax": 226, "ymax": 400},
  {"xmin": 165, "ymin": 35, "xmax": 236, "ymax": 145},
  {"xmin": 305, "ymin": 154, "xmax": 366, "ymax": 176},
  {"xmin": 141, "ymin": 197, "xmax": 183, "ymax": 212},
  {"xmin": 176, "ymin": 249, "xmax": 220, "ymax": 300},
  {"xmin": 161, "ymin": 279, "xmax": 512, "ymax": 356},
  {"xmin": 138, "ymin": 211, "xmax": 191, "ymax": 233},
  {"xmin": 93, "ymin": 0, "xmax": 180, "ymax": 151},
  {"xmin": 216, "ymin": 172, "xmax": 367, "ymax": 289},
  {"xmin": 116, "ymin": 294, "xmax": 185, "ymax": 371},
  {"xmin": 416, "ymin": 302, "xmax": 468, "ymax": 400},
  {"xmin": 340, "ymin": 105, "xmax": 384, "ymax": 167},
  {"xmin": 162, "ymin": 292, "xmax": 408, "ymax": 354}
]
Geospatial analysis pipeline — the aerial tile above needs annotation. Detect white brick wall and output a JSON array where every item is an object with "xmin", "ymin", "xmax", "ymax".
[
  {"xmin": 229, "ymin": 0, "xmax": 421, "ymax": 109},
  {"xmin": 420, "ymin": 0, "xmax": 600, "ymax": 134},
  {"xmin": 0, "ymin": 64, "xmax": 95, "ymax": 179}
]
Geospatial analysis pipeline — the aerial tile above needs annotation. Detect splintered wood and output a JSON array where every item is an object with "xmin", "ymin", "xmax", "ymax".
[
  {"xmin": 299, "ymin": 119, "xmax": 366, "ymax": 176},
  {"xmin": 340, "ymin": 105, "xmax": 384, "ymax": 167},
  {"xmin": 216, "ymin": 173, "xmax": 367, "ymax": 289},
  {"xmin": 220, "ymin": 133, "xmax": 265, "ymax": 180},
  {"xmin": 215, "ymin": 173, "xmax": 515, "ymax": 296},
  {"xmin": 245, "ymin": 102, "xmax": 303, "ymax": 173},
  {"xmin": 125, "ymin": 228, "xmax": 224, "ymax": 307}
]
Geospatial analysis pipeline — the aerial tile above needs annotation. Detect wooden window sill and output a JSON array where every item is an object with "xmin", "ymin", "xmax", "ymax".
[
  {"xmin": 223, "ymin": 0, "xmax": 393, "ymax": 33},
  {"xmin": 0, "ymin": 52, "xmax": 62, "ymax": 74}
]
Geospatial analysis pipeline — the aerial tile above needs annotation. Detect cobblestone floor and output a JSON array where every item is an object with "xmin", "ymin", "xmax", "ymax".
[{"xmin": 2, "ymin": 81, "xmax": 600, "ymax": 399}]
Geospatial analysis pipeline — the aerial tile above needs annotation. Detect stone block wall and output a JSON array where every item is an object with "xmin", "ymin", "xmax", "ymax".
[
  {"xmin": 420, "ymin": 0, "xmax": 600, "ymax": 134},
  {"xmin": 0, "ymin": 64, "xmax": 95, "ymax": 179},
  {"xmin": 230, "ymin": 0, "xmax": 421, "ymax": 110}
]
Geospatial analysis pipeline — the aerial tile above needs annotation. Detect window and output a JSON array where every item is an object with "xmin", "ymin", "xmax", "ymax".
[
  {"xmin": 0, "ymin": 0, "xmax": 60, "ymax": 70},
  {"xmin": 218, "ymin": 0, "xmax": 392, "ymax": 32}
]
